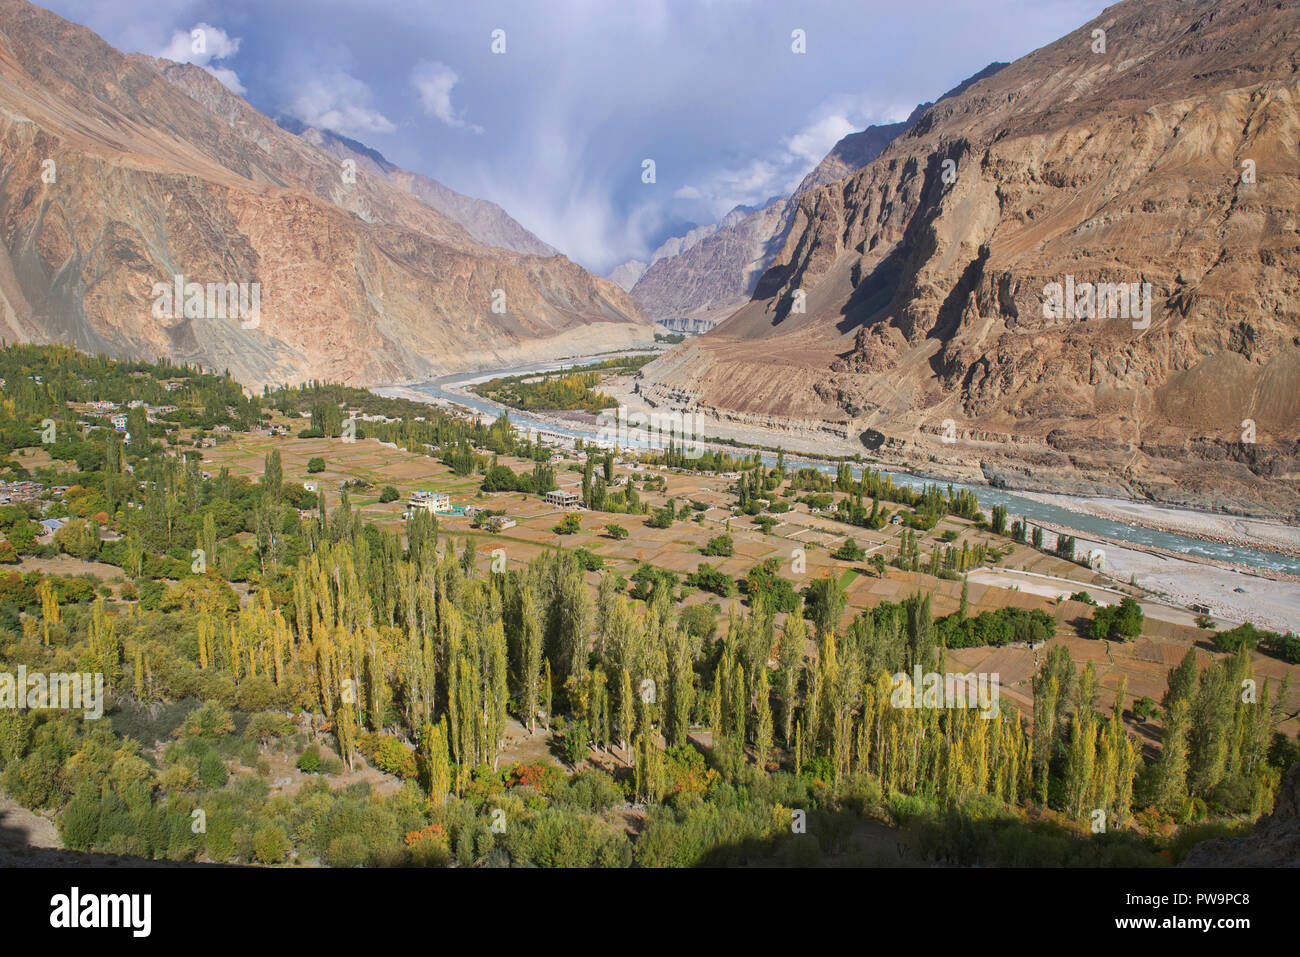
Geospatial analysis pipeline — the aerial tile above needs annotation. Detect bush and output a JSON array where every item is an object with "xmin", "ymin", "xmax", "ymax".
[
  {"xmin": 1132, "ymin": 696, "xmax": 1160, "ymax": 721},
  {"xmin": 688, "ymin": 562, "xmax": 735, "ymax": 597},
  {"xmin": 245, "ymin": 711, "xmax": 295, "ymax": 744},
  {"xmin": 199, "ymin": 753, "xmax": 229, "ymax": 789},
  {"xmin": 563, "ymin": 721, "xmax": 590, "ymax": 766},
  {"xmin": 358, "ymin": 733, "xmax": 417, "ymax": 779},
  {"xmin": 319, "ymin": 755, "xmax": 344, "ymax": 775},
  {"xmin": 306, "ymin": 457, "xmax": 326, "ymax": 474},
  {"xmin": 701, "ymin": 534, "xmax": 734, "ymax": 557},
  {"xmin": 645, "ymin": 508, "xmax": 674, "ymax": 529},
  {"xmin": 378, "ymin": 486, "xmax": 400, "ymax": 503},
  {"xmin": 1088, "ymin": 597, "xmax": 1143, "ymax": 642},
  {"xmin": 297, "ymin": 746, "xmax": 321, "ymax": 773},
  {"xmin": 59, "ymin": 792, "xmax": 100, "ymax": 850},
  {"xmin": 253, "ymin": 824, "xmax": 290, "ymax": 864},
  {"xmin": 604, "ymin": 523, "xmax": 629, "ymax": 540},
  {"xmin": 832, "ymin": 538, "xmax": 865, "ymax": 561},
  {"xmin": 176, "ymin": 700, "xmax": 235, "ymax": 740},
  {"xmin": 327, "ymin": 833, "xmax": 368, "ymax": 867},
  {"xmin": 1213, "ymin": 622, "xmax": 1261, "ymax": 653},
  {"xmin": 235, "ymin": 675, "xmax": 276, "ymax": 713}
]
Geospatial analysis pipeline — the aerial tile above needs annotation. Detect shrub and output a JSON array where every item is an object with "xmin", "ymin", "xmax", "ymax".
[
  {"xmin": 1089, "ymin": 597, "xmax": 1143, "ymax": 642},
  {"xmin": 359, "ymin": 733, "xmax": 417, "ymax": 779},
  {"xmin": 245, "ymin": 711, "xmax": 295, "ymax": 744},
  {"xmin": 327, "ymin": 833, "xmax": 368, "ymax": 867},
  {"xmin": 306, "ymin": 457, "xmax": 326, "ymax": 474},
  {"xmin": 59, "ymin": 792, "xmax": 100, "ymax": 850},
  {"xmin": 701, "ymin": 534, "xmax": 734, "ymax": 557},
  {"xmin": 563, "ymin": 721, "xmax": 590, "ymax": 766},
  {"xmin": 199, "ymin": 753, "xmax": 229, "ymax": 789},
  {"xmin": 1213, "ymin": 622, "xmax": 1261, "ymax": 653},
  {"xmin": 1132, "ymin": 696, "xmax": 1160, "ymax": 721},
  {"xmin": 688, "ymin": 562, "xmax": 735, "ymax": 597},
  {"xmin": 253, "ymin": 824, "xmax": 290, "ymax": 864},
  {"xmin": 297, "ymin": 746, "xmax": 322, "ymax": 773},
  {"xmin": 176, "ymin": 700, "xmax": 235, "ymax": 740},
  {"xmin": 832, "ymin": 538, "xmax": 865, "ymax": 561},
  {"xmin": 645, "ymin": 508, "xmax": 674, "ymax": 529},
  {"xmin": 378, "ymin": 486, "xmax": 400, "ymax": 503}
]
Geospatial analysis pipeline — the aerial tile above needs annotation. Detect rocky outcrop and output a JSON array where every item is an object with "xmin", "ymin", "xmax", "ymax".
[
  {"xmin": 607, "ymin": 259, "xmax": 648, "ymax": 292},
  {"xmin": 638, "ymin": 0, "xmax": 1300, "ymax": 515},
  {"xmin": 0, "ymin": 0, "xmax": 650, "ymax": 388},
  {"xmin": 1185, "ymin": 764, "xmax": 1300, "ymax": 867},
  {"xmin": 656, "ymin": 317, "xmax": 718, "ymax": 336}
]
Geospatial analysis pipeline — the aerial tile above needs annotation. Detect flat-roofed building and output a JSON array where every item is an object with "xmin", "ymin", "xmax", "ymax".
[
  {"xmin": 544, "ymin": 489, "xmax": 581, "ymax": 508},
  {"xmin": 408, "ymin": 490, "xmax": 450, "ymax": 514}
]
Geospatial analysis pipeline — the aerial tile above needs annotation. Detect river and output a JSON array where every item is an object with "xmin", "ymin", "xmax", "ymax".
[{"xmin": 396, "ymin": 357, "xmax": 1300, "ymax": 577}]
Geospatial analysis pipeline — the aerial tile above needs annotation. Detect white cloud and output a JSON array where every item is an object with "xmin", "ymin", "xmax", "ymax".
[
  {"xmin": 290, "ymin": 73, "xmax": 397, "ymax": 136},
  {"xmin": 682, "ymin": 95, "xmax": 915, "ymax": 217},
  {"xmin": 154, "ymin": 22, "xmax": 245, "ymax": 94},
  {"xmin": 783, "ymin": 113, "xmax": 857, "ymax": 165},
  {"xmin": 410, "ymin": 61, "xmax": 482, "ymax": 133}
]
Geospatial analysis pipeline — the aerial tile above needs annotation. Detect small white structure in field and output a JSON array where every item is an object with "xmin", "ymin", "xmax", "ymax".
[{"xmin": 409, "ymin": 490, "xmax": 450, "ymax": 514}]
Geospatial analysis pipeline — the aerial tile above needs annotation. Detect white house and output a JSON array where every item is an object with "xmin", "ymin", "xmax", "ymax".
[{"xmin": 408, "ymin": 490, "xmax": 450, "ymax": 514}]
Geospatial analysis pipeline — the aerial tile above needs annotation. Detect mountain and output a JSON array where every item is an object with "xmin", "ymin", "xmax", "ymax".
[
  {"xmin": 629, "ymin": 63, "xmax": 1007, "ymax": 322},
  {"xmin": 636, "ymin": 0, "xmax": 1300, "ymax": 514},
  {"xmin": 0, "ymin": 0, "xmax": 649, "ymax": 388},
  {"xmin": 606, "ymin": 259, "xmax": 648, "ymax": 292},
  {"xmin": 273, "ymin": 117, "xmax": 557, "ymax": 257},
  {"xmin": 630, "ymin": 198, "xmax": 794, "ymax": 322}
]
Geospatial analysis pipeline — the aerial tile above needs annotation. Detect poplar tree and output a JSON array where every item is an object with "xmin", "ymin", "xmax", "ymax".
[
  {"xmin": 778, "ymin": 609, "xmax": 805, "ymax": 747},
  {"xmin": 754, "ymin": 665, "xmax": 773, "ymax": 769}
]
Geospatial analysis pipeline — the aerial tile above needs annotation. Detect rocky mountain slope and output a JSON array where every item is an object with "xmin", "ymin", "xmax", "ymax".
[
  {"xmin": 630, "ymin": 198, "xmax": 795, "ymax": 322},
  {"xmin": 0, "ymin": 0, "xmax": 649, "ymax": 388},
  {"xmin": 629, "ymin": 63, "xmax": 1007, "ymax": 322},
  {"xmin": 273, "ymin": 117, "xmax": 557, "ymax": 257},
  {"xmin": 636, "ymin": 0, "xmax": 1300, "ymax": 515},
  {"xmin": 607, "ymin": 259, "xmax": 649, "ymax": 292}
]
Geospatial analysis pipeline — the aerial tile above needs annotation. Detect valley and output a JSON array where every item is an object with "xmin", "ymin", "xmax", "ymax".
[
  {"xmin": 0, "ymin": 0, "xmax": 1297, "ymax": 885},
  {"xmin": 388, "ymin": 353, "xmax": 1300, "ymax": 633}
]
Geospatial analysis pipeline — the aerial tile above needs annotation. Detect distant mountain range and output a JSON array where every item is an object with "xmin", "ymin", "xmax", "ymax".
[
  {"xmin": 637, "ymin": 0, "xmax": 1300, "ymax": 514},
  {"xmin": 624, "ymin": 62, "xmax": 1008, "ymax": 321},
  {"xmin": 0, "ymin": 0, "xmax": 649, "ymax": 388}
]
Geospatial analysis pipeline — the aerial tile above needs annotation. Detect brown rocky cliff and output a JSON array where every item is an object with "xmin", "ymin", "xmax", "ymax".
[
  {"xmin": 0, "ymin": 0, "xmax": 650, "ymax": 388},
  {"xmin": 638, "ymin": 0, "xmax": 1300, "ymax": 514}
]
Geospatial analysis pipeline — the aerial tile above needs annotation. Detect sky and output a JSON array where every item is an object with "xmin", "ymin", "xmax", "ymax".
[{"xmin": 44, "ymin": 0, "xmax": 1106, "ymax": 274}]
